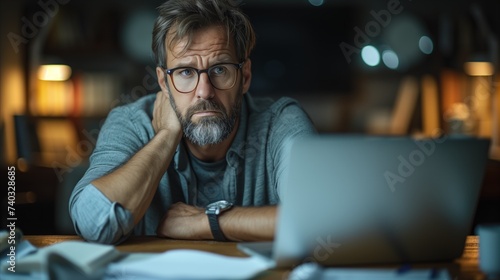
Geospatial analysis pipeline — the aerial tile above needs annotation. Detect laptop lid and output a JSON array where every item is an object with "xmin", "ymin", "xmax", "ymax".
[{"xmin": 273, "ymin": 135, "xmax": 490, "ymax": 267}]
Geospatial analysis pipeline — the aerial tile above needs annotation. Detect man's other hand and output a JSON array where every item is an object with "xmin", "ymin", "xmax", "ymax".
[{"xmin": 152, "ymin": 91, "xmax": 182, "ymax": 139}]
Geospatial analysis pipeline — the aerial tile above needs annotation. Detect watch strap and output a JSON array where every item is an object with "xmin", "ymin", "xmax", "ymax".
[{"xmin": 207, "ymin": 213, "xmax": 227, "ymax": 241}]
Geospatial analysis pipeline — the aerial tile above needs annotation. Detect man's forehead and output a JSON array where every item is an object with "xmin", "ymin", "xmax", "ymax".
[{"xmin": 166, "ymin": 25, "xmax": 234, "ymax": 58}]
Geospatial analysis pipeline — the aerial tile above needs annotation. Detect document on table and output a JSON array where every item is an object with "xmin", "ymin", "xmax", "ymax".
[
  {"xmin": 105, "ymin": 249, "xmax": 275, "ymax": 280},
  {"xmin": 288, "ymin": 263, "xmax": 452, "ymax": 280}
]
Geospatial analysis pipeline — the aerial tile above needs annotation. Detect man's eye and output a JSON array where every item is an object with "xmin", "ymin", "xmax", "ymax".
[
  {"xmin": 211, "ymin": 66, "xmax": 227, "ymax": 75},
  {"xmin": 179, "ymin": 68, "xmax": 195, "ymax": 76}
]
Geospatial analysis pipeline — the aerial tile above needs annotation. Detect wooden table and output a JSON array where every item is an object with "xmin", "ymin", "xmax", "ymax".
[{"xmin": 25, "ymin": 235, "xmax": 485, "ymax": 280}]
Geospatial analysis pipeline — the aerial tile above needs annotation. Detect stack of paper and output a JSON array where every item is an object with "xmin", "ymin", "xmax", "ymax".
[{"xmin": 106, "ymin": 249, "xmax": 274, "ymax": 280}]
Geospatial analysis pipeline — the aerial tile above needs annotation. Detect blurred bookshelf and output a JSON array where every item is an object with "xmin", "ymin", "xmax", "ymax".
[
  {"xmin": 0, "ymin": 1, "xmax": 148, "ymax": 234},
  {"xmin": 20, "ymin": 1, "xmax": 144, "ymax": 168}
]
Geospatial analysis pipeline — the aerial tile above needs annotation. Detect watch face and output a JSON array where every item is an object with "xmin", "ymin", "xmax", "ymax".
[{"xmin": 208, "ymin": 200, "xmax": 232, "ymax": 209}]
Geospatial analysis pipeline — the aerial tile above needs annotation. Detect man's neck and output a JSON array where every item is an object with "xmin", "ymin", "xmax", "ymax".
[{"xmin": 184, "ymin": 118, "xmax": 240, "ymax": 162}]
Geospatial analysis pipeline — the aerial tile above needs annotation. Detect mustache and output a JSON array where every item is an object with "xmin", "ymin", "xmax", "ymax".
[{"xmin": 186, "ymin": 99, "xmax": 226, "ymax": 119}]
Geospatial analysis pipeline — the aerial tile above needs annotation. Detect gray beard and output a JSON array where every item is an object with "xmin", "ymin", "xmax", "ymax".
[
  {"xmin": 181, "ymin": 106, "xmax": 238, "ymax": 146},
  {"xmin": 167, "ymin": 85, "xmax": 242, "ymax": 146}
]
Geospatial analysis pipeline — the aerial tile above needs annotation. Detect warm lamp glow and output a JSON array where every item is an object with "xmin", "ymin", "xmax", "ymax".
[
  {"xmin": 38, "ymin": 64, "xmax": 72, "ymax": 81},
  {"xmin": 464, "ymin": 61, "xmax": 494, "ymax": 76}
]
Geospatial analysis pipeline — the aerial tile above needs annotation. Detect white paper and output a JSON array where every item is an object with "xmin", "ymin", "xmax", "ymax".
[
  {"xmin": 105, "ymin": 249, "xmax": 274, "ymax": 280},
  {"xmin": 288, "ymin": 263, "xmax": 452, "ymax": 280},
  {"xmin": 320, "ymin": 269, "xmax": 451, "ymax": 280}
]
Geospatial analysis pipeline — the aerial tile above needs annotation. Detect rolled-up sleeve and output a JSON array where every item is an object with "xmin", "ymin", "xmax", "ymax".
[{"xmin": 70, "ymin": 184, "xmax": 134, "ymax": 244}]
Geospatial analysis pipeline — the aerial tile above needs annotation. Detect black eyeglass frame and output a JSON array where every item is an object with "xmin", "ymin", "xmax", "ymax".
[{"xmin": 161, "ymin": 62, "xmax": 245, "ymax": 93}]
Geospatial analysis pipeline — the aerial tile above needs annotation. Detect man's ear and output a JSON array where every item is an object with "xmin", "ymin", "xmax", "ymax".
[
  {"xmin": 157, "ymin": 67, "xmax": 168, "ymax": 93},
  {"xmin": 242, "ymin": 59, "xmax": 252, "ymax": 94}
]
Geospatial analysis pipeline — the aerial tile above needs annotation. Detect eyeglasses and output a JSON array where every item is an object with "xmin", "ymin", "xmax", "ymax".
[{"xmin": 162, "ymin": 62, "xmax": 244, "ymax": 93}]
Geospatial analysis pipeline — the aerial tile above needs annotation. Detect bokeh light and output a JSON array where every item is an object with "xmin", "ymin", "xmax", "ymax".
[
  {"xmin": 419, "ymin": 36, "xmax": 434, "ymax": 54},
  {"xmin": 382, "ymin": 50, "xmax": 399, "ymax": 69},
  {"xmin": 361, "ymin": 45, "xmax": 380, "ymax": 67}
]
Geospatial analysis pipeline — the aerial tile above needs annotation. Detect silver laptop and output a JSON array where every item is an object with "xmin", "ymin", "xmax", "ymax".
[{"xmin": 238, "ymin": 135, "xmax": 490, "ymax": 268}]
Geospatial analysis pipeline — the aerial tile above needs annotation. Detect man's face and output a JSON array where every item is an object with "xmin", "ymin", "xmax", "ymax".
[{"xmin": 159, "ymin": 25, "xmax": 251, "ymax": 146}]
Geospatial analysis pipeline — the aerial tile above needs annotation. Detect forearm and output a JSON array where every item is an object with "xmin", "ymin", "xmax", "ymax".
[
  {"xmin": 92, "ymin": 129, "xmax": 180, "ymax": 224},
  {"xmin": 219, "ymin": 205, "xmax": 277, "ymax": 242},
  {"xmin": 156, "ymin": 203, "xmax": 277, "ymax": 241}
]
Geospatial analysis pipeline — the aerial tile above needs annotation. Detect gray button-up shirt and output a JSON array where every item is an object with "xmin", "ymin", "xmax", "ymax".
[{"xmin": 69, "ymin": 93, "xmax": 316, "ymax": 244}]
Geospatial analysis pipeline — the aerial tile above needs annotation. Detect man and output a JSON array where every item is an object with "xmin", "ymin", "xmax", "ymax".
[{"xmin": 69, "ymin": 0, "xmax": 316, "ymax": 244}]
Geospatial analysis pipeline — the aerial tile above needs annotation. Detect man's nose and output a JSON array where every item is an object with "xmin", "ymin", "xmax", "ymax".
[{"xmin": 195, "ymin": 72, "xmax": 215, "ymax": 100}]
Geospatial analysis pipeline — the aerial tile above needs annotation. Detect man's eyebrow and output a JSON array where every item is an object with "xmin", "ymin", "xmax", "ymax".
[
  {"xmin": 170, "ymin": 57, "xmax": 236, "ymax": 69},
  {"xmin": 169, "ymin": 62, "xmax": 196, "ymax": 68}
]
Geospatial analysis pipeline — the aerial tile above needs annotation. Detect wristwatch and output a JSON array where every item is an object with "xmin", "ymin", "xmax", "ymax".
[{"xmin": 205, "ymin": 200, "xmax": 233, "ymax": 241}]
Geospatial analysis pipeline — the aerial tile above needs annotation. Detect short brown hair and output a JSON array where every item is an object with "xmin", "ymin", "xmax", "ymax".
[{"xmin": 152, "ymin": 0, "xmax": 256, "ymax": 67}]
